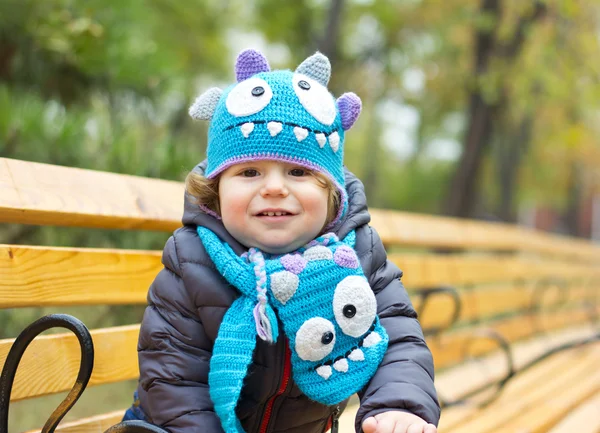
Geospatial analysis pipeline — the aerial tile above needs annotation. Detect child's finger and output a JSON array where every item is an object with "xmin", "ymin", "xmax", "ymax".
[
  {"xmin": 377, "ymin": 415, "xmax": 398, "ymax": 433},
  {"xmin": 362, "ymin": 417, "xmax": 378, "ymax": 433},
  {"xmin": 424, "ymin": 423, "xmax": 437, "ymax": 433},
  {"xmin": 406, "ymin": 423, "xmax": 423, "ymax": 433}
]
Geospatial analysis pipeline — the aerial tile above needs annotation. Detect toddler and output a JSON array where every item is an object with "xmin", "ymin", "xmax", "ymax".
[{"xmin": 124, "ymin": 49, "xmax": 440, "ymax": 433}]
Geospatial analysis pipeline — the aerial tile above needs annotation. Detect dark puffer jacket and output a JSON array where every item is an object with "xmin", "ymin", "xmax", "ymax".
[{"xmin": 134, "ymin": 161, "xmax": 440, "ymax": 433}]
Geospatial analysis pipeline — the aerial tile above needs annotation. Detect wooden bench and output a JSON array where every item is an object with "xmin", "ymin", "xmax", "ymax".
[{"xmin": 1, "ymin": 156, "xmax": 599, "ymax": 433}]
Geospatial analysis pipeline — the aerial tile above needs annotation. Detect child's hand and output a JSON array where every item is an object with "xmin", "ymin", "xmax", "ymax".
[{"xmin": 362, "ymin": 411, "xmax": 437, "ymax": 433}]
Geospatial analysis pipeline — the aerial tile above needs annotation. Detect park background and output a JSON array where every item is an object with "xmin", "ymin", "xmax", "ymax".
[{"xmin": 1, "ymin": 0, "xmax": 600, "ymax": 430}]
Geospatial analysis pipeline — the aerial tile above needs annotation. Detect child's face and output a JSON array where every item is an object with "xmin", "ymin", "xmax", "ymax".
[{"xmin": 218, "ymin": 160, "xmax": 330, "ymax": 254}]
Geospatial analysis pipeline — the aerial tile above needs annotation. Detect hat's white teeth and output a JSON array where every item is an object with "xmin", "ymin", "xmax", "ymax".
[
  {"xmin": 316, "ymin": 365, "xmax": 332, "ymax": 380},
  {"xmin": 267, "ymin": 121, "xmax": 283, "ymax": 137},
  {"xmin": 294, "ymin": 126, "xmax": 309, "ymax": 142},
  {"xmin": 362, "ymin": 331, "xmax": 382, "ymax": 348},
  {"xmin": 241, "ymin": 122, "xmax": 255, "ymax": 138},
  {"xmin": 328, "ymin": 131, "xmax": 340, "ymax": 152},
  {"xmin": 315, "ymin": 133, "xmax": 326, "ymax": 148},
  {"xmin": 333, "ymin": 358, "xmax": 349, "ymax": 373},
  {"xmin": 348, "ymin": 348, "xmax": 365, "ymax": 362}
]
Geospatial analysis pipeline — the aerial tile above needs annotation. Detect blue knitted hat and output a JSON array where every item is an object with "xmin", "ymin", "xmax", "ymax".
[
  {"xmin": 197, "ymin": 227, "xmax": 388, "ymax": 433},
  {"xmin": 189, "ymin": 49, "xmax": 362, "ymax": 224}
]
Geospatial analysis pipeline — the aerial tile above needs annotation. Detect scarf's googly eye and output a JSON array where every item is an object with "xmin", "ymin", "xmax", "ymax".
[
  {"xmin": 295, "ymin": 317, "xmax": 336, "ymax": 361},
  {"xmin": 333, "ymin": 276, "xmax": 376, "ymax": 337},
  {"xmin": 226, "ymin": 77, "xmax": 273, "ymax": 117},
  {"xmin": 343, "ymin": 305, "xmax": 356, "ymax": 318}
]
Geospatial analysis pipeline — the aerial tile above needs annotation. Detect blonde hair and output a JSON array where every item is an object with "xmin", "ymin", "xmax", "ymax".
[{"xmin": 185, "ymin": 170, "xmax": 341, "ymax": 230}]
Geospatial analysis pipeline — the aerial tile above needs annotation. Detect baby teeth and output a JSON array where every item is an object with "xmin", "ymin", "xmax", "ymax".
[
  {"xmin": 328, "ymin": 131, "xmax": 340, "ymax": 152},
  {"xmin": 294, "ymin": 127, "xmax": 309, "ymax": 142},
  {"xmin": 362, "ymin": 331, "xmax": 382, "ymax": 348},
  {"xmin": 315, "ymin": 133, "xmax": 326, "ymax": 148},
  {"xmin": 241, "ymin": 122, "xmax": 254, "ymax": 138},
  {"xmin": 333, "ymin": 358, "xmax": 349, "ymax": 373},
  {"xmin": 348, "ymin": 348, "xmax": 365, "ymax": 362},
  {"xmin": 267, "ymin": 121, "xmax": 283, "ymax": 137},
  {"xmin": 316, "ymin": 365, "xmax": 332, "ymax": 380}
]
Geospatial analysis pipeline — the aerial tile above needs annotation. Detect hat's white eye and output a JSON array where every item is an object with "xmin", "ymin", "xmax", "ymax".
[
  {"xmin": 295, "ymin": 317, "xmax": 336, "ymax": 361},
  {"xmin": 293, "ymin": 73, "xmax": 336, "ymax": 126},
  {"xmin": 226, "ymin": 77, "xmax": 273, "ymax": 117},
  {"xmin": 333, "ymin": 276, "xmax": 376, "ymax": 337}
]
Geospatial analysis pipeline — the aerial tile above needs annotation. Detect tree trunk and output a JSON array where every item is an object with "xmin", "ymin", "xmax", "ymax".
[
  {"xmin": 444, "ymin": 0, "xmax": 546, "ymax": 219},
  {"xmin": 318, "ymin": 0, "xmax": 345, "ymax": 66},
  {"xmin": 443, "ymin": 0, "xmax": 500, "ymax": 218},
  {"xmin": 496, "ymin": 116, "xmax": 532, "ymax": 222}
]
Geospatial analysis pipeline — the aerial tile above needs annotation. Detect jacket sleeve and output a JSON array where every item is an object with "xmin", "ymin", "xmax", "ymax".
[
  {"xmin": 137, "ymin": 233, "xmax": 225, "ymax": 433},
  {"xmin": 355, "ymin": 226, "xmax": 440, "ymax": 431}
]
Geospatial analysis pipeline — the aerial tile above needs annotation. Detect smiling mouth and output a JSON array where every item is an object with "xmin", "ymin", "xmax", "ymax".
[{"xmin": 257, "ymin": 211, "xmax": 293, "ymax": 217}]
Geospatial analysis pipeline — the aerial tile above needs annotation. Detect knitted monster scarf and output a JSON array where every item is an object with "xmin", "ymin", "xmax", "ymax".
[{"xmin": 197, "ymin": 227, "xmax": 389, "ymax": 433}]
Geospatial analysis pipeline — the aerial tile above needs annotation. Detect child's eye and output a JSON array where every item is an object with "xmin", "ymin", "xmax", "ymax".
[
  {"xmin": 241, "ymin": 169, "xmax": 259, "ymax": 177},
  {"xmin": 290, "ymin": 168, "xmax": 306, "ymax": 177}
]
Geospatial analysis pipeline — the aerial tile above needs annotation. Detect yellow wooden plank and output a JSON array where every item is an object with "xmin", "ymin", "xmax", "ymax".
[
  {"xmin": 394, "ymin": 253, "xmax": 600, "ymax": 288},
  {"xmin": 445, "ymin": 345, "xmax": 600, "ymax": 433},
  {"xmin": 548, "ymin": 391, "xmax": 600, "ymax": 433},
  {"xmin": 0, "ymin": 244, "xmax": 160, "ymax": 307},
  {"xmin": 0, "ymin": 325, "xmax": 139, "ymax": 401},
  {"xmin": 26, "ymin": 411, "xmax": 125, "ymax": 433},
  {"xmin": 428, "ymin": 308, "xmax": 592, "ymax": 370},
  {"xmin": 438, "ymin": 348, "xmax": 576, "ymax": 431},
  {"xmin": 0, "ymin": 158, "xmax": 182, "ymax": 231},
  {"xmin": 436, "ymin": 325, "xmax": 598, "ymax": 408},
  {"xmin": 370, "ymin": 208, "xmax": 600, "ymax": 261},
  {"xmin": 3, "ymin": 157, "xmax": 600, "ymax": 262},
  {"xmin": 494, "ymin": 367, "xmax": 600, "ymax": 433}
]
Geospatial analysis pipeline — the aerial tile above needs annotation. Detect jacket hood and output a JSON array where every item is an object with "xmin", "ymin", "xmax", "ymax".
[{"xmin": 182, "ymin": 160, "xmax": 371, "ymax": 255}]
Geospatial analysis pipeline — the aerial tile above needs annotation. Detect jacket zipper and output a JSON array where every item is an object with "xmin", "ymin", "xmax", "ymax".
[
  {"xmin": 330, "ymin": 406, "xmax": 341, "ymax": 433},
  {"xmin": 258, "ymin": 340, "xmax": 292, "ymax": 433}
]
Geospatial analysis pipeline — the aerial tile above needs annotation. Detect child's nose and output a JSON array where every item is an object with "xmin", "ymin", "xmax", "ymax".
[{"xmin": 260, "ymin": 172, "xmax": 289, "ymax": 197}]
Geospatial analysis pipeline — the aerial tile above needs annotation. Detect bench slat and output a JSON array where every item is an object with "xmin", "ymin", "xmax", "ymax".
[
  {"xmin": 3, "ymin": 157, "xmax": 600, "ymax": 261},
  {"xmin": 1, "ymin": 308, "xmax": 592, "ymax": 401},
  {"xmin": 429, "ymin": 308, "xmax": 592, "ymax": 369},
  {"xmin": 497, "ymin": 370, "xmax": 600, "ymax": 433},
  {"xmin": 0, "ymin": 158, "xmax": 182, "ymax": 232},
  {"xmin": 370, "ymin": 209, "xmax": 600, "ymax": 261},
  {"xmin": 3, "ymin": 243, "xmax": 597, "ymax": 310},
  {"xmin": 547, "ymin": 391, "xmax": 600, "ymax": 433},
  {"xmin": 441, "ymin": 345, "xmax": 600, "ymax": 432},
  {"xmin": 394, "ymin": 254, "xmax": 598, "ymax": 288},
  {"xmin": 0, "ymin": 325, "xmax": 139, "ymax": 401},
  {"xmin": 0, "ymin": 245, "xmax": 160, "ymax": 307}
]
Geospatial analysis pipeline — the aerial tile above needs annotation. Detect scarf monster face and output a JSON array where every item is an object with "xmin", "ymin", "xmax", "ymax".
[
  {"xmin": 261, "ymin": 234, "xmax": 388, "ymax": 404},
  {"xmin": 197, "ymin": 227, "xmax": 388, "ymax": 421}
]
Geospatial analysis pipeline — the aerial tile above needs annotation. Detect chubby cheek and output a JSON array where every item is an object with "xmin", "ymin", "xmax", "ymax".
[
  {"xmin": 219, "ymin": 183, "xmax": 251, "ymax": 229},
  {"xmin": 300, "ymin": 186, "xmax": 329, "ymax": 228}
]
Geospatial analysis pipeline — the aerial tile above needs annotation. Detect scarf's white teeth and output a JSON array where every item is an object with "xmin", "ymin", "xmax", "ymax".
[
  {"xmin": 362, "ymin": 331, "xmax": 382, "ymax": 348},
  {"xmin": 316, "ymin": 365, "xmax": 332, "ymax": 380},
  {"xmin": 333, "ymin": 358, "xmax": 349, "ymax": 373},
  {"xmin": 241, "ymin": 122, "xmax": 255, "ymax": 138},
  {"xmin": 348, "ymin": 348, "xmax": 365, "ymax": 362},
  {"xmin": 267, "ymin": 121, "xmax": 283, "ymax": 137},
  {"xmin": 294, "ymin": 126, "xmax": 309, "ymax": 142},
  {"xmin": 328, "ymin": 131, "xmax": 340, "ymax": 152},
  {"xmin": 315, "ymin": 133, "xmax": 327, "ymax": 148}
]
